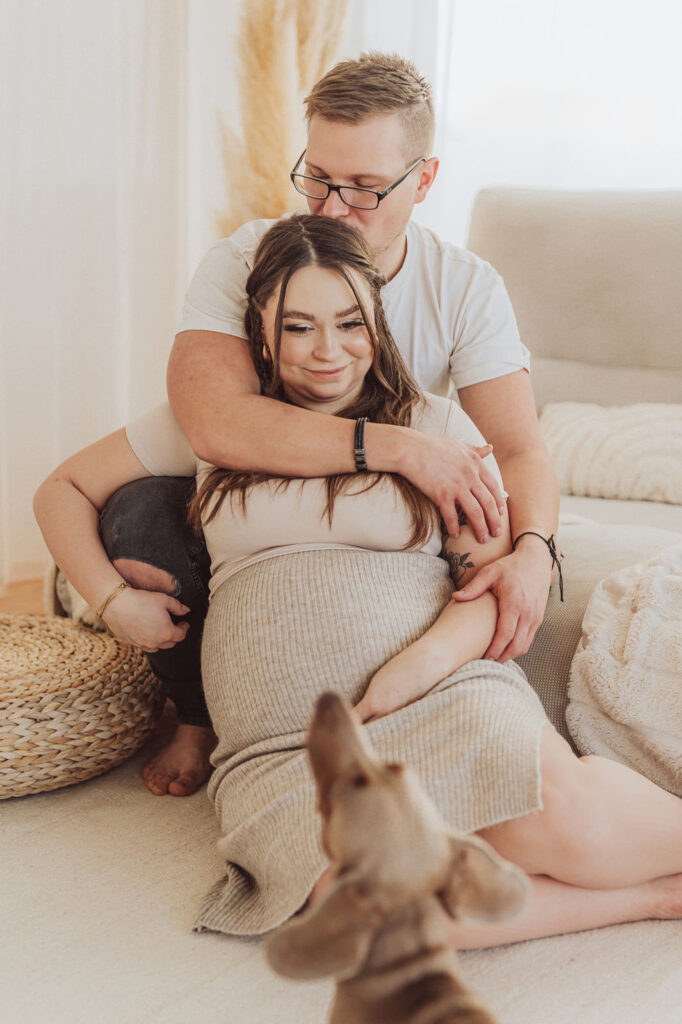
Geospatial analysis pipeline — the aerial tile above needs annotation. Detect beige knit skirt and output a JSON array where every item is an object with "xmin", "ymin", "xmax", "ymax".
[{"xmin": 193, "ymin": 549, "xmax": 551, "ymax": 937}]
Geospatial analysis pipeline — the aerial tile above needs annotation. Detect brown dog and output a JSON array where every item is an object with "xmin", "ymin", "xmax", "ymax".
[{"xmin": 265, "ymin": 692, "xmax": 528, "ymax": 1024}]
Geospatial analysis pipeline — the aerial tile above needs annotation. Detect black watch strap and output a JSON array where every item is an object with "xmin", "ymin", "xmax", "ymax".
[{"xmin": 354, "ymin": 417, "xmax": 368, "ymax": 472}]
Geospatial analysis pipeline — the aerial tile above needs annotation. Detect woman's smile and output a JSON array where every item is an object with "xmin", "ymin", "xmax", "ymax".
[{"xmin": 304, "ymin": 364, "xmax": 351, "ymax": 379}]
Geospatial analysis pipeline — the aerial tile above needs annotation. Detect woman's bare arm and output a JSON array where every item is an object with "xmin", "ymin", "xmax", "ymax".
[
  {"xmin": 353, "ymin": 509, "xmax": 512, "ymax": 723},
  {"xmin": 33, "ymin": 430, "xmax": 190, "ymax": 650}
]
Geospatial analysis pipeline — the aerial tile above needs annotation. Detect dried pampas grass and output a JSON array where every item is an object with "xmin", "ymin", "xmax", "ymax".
[{"xmin": 216, "ymin": 0, "xmax": 349, "ymax": 237}]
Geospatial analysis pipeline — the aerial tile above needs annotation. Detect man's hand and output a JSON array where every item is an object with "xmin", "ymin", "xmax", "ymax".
[
  {"xmin": 399, "ymin": 432, "xmax": 505, "ymax": 542},
  {"xmin": 451, "ymin": 543, "xmax": 553, "ymax": 661},
  {"xmin": 103, "ymin": 587, "xmax": 190, "ymax": 653}
]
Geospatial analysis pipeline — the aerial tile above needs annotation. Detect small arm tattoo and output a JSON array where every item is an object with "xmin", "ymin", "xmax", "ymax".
[{"xmin": 446, "ymin": 550, "xmax": 475, "ymax": 589}]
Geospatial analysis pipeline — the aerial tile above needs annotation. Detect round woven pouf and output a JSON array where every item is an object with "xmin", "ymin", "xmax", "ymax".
[{"xmin": 0, "ymin": 614, "xmax": 164, "ymax": 798}]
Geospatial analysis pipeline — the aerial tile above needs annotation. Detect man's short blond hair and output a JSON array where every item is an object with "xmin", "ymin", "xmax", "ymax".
[{"xmin": 304, "ymin": 52, "xmax": 435, "ymax": 160}]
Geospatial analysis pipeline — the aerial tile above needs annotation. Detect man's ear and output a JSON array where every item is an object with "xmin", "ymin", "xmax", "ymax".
[
  {"xmin": 265, "ymin": 874, "xmax": 384, "ymax": 981},
  {"xmin": 414, "ymin": 156, "xmax": 439, "ymax": 205},
  {"xmin": 437, "ymin": 834, "xmax": 528, "ymax": 922}
]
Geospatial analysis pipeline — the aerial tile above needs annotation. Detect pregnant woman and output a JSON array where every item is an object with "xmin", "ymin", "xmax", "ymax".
[{"xmin": 34, "ymin": 215, "xmax": 682, "ymax": 944}]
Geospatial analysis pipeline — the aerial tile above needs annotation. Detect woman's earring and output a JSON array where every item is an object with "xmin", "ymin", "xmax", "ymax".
[{"xmin": 262, "ymin": 345, "xmax": 271, "ymax": 363}]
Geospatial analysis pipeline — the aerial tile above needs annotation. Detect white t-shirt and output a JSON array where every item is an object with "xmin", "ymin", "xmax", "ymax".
[
  {"xmin": 177, "ymin": 218, "xmax": 530, "ymax": 398},
  {"xmin": 126, "ymin": 393, "xmax": 504, "ymax": 598}
]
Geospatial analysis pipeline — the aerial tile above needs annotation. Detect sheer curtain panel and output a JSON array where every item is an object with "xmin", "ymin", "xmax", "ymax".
[{"xmin": 0, "ymin": 1, "xmax": 187, "ymax": 584}]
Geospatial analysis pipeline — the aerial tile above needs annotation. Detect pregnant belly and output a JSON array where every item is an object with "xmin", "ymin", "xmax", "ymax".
[{"xmin": 201, "ymin": 548, "xmax": 451, "ymax": 755}]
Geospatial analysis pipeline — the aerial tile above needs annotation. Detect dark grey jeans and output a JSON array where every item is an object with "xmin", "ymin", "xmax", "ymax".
[{"xmin": 100, "ymin": 477, "xmax": 212, "ymax": 727}]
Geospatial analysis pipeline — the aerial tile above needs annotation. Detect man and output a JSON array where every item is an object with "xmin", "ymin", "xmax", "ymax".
[{"xmin": 108, "ymin": 52, "xmax": 559, "ymax": 796}]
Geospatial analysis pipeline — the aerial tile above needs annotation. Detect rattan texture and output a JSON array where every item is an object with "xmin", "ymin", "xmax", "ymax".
[{"xmin": 0, "ymin": 614, "xmax": 164, "ymax": 799}]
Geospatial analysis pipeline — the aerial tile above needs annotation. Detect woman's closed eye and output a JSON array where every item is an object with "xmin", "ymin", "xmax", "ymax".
[
  {"xmin": 283, "ymin": 323, "xmax": 313, "ymax": 334},
  {"xmin": 283, "ymin": 319, "xmax": 364, "ymax": 334}
]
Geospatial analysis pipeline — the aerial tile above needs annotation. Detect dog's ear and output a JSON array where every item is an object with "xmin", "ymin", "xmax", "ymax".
[
  {"xmin": 437, "ymin": 834, "xmax": 528, "ymax": 922},
  {"xmin": 265, "ymin": 874, "xmax": 383, "ymax": 981}
]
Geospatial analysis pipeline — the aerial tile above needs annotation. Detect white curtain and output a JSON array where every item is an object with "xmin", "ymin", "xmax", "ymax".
[
  {"xmin": 0, "ymin": 1, "xmax": 188, "ymax": 584},
  {"xmin": 353, "ymin": 0, "xmax": 682, "ymax": 244}
]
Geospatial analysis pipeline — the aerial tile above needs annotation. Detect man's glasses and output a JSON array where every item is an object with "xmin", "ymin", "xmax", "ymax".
[{"xmin": 290, "ymin": 151, "xmax": 426, "ymax": 211}]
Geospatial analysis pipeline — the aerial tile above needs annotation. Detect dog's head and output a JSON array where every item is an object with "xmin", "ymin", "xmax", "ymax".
[
  {"xmin": 307, "ymin": 691, "xmax": 454, "ymax": 899},
  {"xmin": 266, "ymin": 693, "xmax": 527, "ymax": 981}
]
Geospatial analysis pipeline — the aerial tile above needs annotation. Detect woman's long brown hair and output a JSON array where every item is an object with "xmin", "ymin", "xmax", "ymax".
[{"xmin": 189, "ymin": 214, "xmax": 439, "ymax": 549}]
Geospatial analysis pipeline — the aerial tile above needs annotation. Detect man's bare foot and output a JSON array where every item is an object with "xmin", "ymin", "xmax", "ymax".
[{"xmin": 142, "ymin": 723, "xmax": 217, "ymax": 796}]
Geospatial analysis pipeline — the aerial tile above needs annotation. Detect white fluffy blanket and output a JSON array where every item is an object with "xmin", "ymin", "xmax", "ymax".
[
  {"xmin": 567, "ymin": 543, "xmax": 682, "ymax": 794},
  {"xmin": 539, "ymin": 401, "xmax": 682, "ymax": 503}
]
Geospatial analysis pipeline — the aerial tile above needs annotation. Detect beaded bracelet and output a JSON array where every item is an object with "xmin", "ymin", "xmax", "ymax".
[{"xmin": 512, "ymin": 531, "xmax": 564, "ymax": 601}]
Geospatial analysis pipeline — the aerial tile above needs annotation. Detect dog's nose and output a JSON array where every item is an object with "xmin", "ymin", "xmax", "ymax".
[
  {"xmin": 315, "ymin": 692, "xmax": 342, "ymax": 719},
  {"xmin": 310, "ymin": 692, "xmax": 347, "ymax": 737}
]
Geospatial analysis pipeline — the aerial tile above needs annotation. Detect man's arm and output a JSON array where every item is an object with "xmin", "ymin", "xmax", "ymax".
[
  {"xmin": 456, "ymin": 369, "xmax": 560, "ymax": 661},
  {"xmin": 167, "ymin": 330, "xmax": 505, "ymax": 540}
]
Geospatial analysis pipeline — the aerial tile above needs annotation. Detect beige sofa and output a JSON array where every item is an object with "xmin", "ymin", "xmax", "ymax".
[
  {"xmin": 468, "ymin": 188, "xmax": 682, "ymax": 744},
  {"xmin": 4, "ymin": 190, "xmax": 682, "ymax": 1024}
]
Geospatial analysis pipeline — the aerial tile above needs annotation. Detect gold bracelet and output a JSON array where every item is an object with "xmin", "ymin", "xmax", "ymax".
[{"xmin": 96, "ymin": 581, "xmax": 130, "ymax": 620}]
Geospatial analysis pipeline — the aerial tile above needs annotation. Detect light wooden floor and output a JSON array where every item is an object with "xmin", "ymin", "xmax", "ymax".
[{"xmin": 0, "ymin": 578, "xmax": 44, "ymax": 614}]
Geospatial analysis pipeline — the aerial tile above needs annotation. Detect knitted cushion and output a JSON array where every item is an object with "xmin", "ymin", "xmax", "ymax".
[
  {"xmin": 0, "ymin": 614, "xmax": 163, "ymax": 798},
  {"xmin": 539, "ymin": 402, "xmax": 682, "ymax": 503}
]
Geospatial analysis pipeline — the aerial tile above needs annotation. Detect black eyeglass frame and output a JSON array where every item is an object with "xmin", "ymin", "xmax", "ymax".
[{"xmin": 290, "ymin": 151, "xmax": 427, "ymax": 210}]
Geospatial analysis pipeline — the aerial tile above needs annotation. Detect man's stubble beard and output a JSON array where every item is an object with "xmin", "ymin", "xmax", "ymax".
[{"xmin": 369, "ymin": 218, "xmax": 410, "ymax": 279}]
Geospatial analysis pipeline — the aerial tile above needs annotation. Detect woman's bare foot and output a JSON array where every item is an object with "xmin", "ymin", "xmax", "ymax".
[
  {"xmin": 142, "ymin": 724, "xmax": 217, "ymax": 796},
  {"xmin": 648, "ymin": 872, "xmax": 682, "ymax": 920}
]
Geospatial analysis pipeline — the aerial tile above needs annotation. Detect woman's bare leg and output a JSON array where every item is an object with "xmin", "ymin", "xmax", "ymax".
[
  {"xmin": 309, "ymin": 868, "xmax": 682, "ymax": 949},
  {"xmin": 478, "ymin": 727, "xmax": 682, "ymax": 889},
  {"xmin": 444, "ymin": 872, "xmax": 682, "ymax": 950}
]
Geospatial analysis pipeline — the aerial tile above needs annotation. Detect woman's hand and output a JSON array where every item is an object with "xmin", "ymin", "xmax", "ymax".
[
  {"xmin": 102, "ymin": 586, "xmax": 190, "ymax": 652},
  {"xmin": 354, "ymin": 647, "xmax": 439, "ymax": 724}
]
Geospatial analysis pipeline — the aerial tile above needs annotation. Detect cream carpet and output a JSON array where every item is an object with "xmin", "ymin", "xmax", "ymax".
[{"xmin": 2, "ymin": 702, "xmax": 681, "ymax": 1024}]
